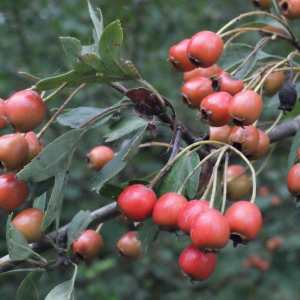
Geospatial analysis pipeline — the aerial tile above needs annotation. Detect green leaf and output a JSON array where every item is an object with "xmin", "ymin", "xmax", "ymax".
[
  {"xmin": 67, "ymin": 210, "xmax": 93, "ymax": 248},
  {"xmin": 15, "ymin": 271, "xmax": 43, "ymax": 300},
  {"xmin": 136, "ymin": 218, "xmax": 159, "ymax": 254},
  {"xmin": 105, "ymin": 112, "xmax": 148, "ymax": 142},
  {"xmin": 27, "ymin": 177, "xmax": 55, "ymax": 201},
  {"xmin": 91, "ymin": 126, "xmax": 147, "ymax": 192},
  {"xmin": 287, "ymin": 127, "xmax": 300, "ymax": 170},
  {"xmin": 0, "ymin": 268, "xmax": 45, "ymax": 279},
  {"xmin": 45, "ymin": 264, "xmax": 77, "ymax": 300},
  {"xmin": 17, "ymin": 129, "xmax": 84, "ymax": 182},
  {"xmin": 155, "ymin": 151, "xmax": 201, "ymax": 199},
  {"xmin": 99, "ymin": 183, "xmax": 124, "ymax": 201},
  {"xmin": 98, "ymin": 20, "xmax": 139, "ymax": 79},
  {"xmin": 57, "ymin": 107, "xmax": 112, "ymax": 128},
  {"xmin": 88, "ymin": 1, "xmax": 104, "ymax": 43},
  {"xmin": 33, "ymin": 192, "xmax": 47, "ymax": 211},
  {"xmin": 6, "ymin": 214, "xmax": 34, "ymax": 261},
  {"xmin": 42, "ymin": 171, "xmax": 69, "ymax": 232}
]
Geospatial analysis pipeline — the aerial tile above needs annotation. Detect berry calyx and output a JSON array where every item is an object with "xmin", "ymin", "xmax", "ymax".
[
  {"xmin": 117, "ymin": 184, "xmax": 157, "ymax": 222},
  {"xmin": 279, "ymin": 0, "xmax": 300, "ymax": 19},
  {"xmin": 117, "ymin": 231, "xmax": 141, "ymax": 260},
  {"xmin": 5, "ymin": 90, "xmax": 46, "ymax": 133},
  {"xmin": 11, "ymin": 208, "xmax": 45, "ymax": 243},
  {"xmin": 73, "ymin": 229, "xmax": 104, "ymax": 261},
  {"xmin": 212, "ymin": 72, "xmax": 244, "ymax": 96},
  {"xmin": 0, "ymin": 173, "xmax": 29, "ymax": 211}
]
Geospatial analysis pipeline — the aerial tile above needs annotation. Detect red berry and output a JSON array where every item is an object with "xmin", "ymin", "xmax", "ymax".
[
  {"xmin": 168, "ymin": 39, "xmax": 196, "ymax": 72},
  {"xmin": 117, "ymin": 231, "xmax": 141, "ymax": 260},
  {"xmin": 200, "ymin": 92, "xmax": 232, "ymax": 127},
  {"xmin": 152, "ymin": 192, "xmax": 188, "ymax": 230},
  {"xmin": 252, "ymin": 0, "xmax": 272, "ymax": 10},
  {"xmin": 177, "ymin": 199, "xmax": 210, "ymax": 234},
  {"xmin": 12, "ymin": 208, "xmax": 45, "ymax": 243},
  {"xmin": 279, "ymin": 0, "xmax": 300, "ymax": 19},
  {"xmin": 86, "ymin": 145, "xmax": 115, "ymax": 171},
  {"xmin": 225, "ymin": 201, "xmax": 262, "ymax": 246},
  {"xmin": 266, "ymin": 236, "xmax": 283, "ymax": 251},
  {"xmin": 5, "ymin": 90, "xmax": 46, "ymax": 133},
  {"xmin": 227, "ymin": 125, "xmax": 260, "ymax": 156},
  {"xmin": 0, "ymin": 173, "xmax": 29, "ymax": 211},
  {"xmin": 181, "ymin": 77, "xmax": 214, "ymax": 109},
  {"xmin": 263, "ymin": 70, "xmax": 285, "ymax": 96},
  {"xmin": 179, "ymin": 245, "xmax": 216, "ymax": 282},
  {"xmin": 248, "ymin": 129, "xmax": 270, "ymax": 160},
  {"xmin": 212, "ymin": 72, "xmax": 244, "ymax": 96},
  {"xmin": 24, "ymin": 132, "xmax": 45, "ymax": 165},
  {"xmin": 117, "ymin": 184, "xmax": 157, "ymax": 222},
  {"xmin": 0, "ymin": 99, "xmax": 7, "ymax": 129},
  {"xmin": 286, "ymin": 163, "xmax": 300, "ymax": 198},
  {"xmin": 209, "ymin": 125, "xmax": 231, "ymax": 144},
  {"xmin": 73, "ymin": 229, "xmax": 104, "ymax": 261},
  {"xmin": 228, "ymin": 90, "xmax": 263, "ymax": 126},
  {"xmin": 0, "ymin": 133, "xmax": 29, "ymax": 171},
  {"xmin": 187, "ymin": 31, "xmax": 224, "ymax": 68},
  {"xmin": 190, "ymin": 208, "xmax": 230, "ymax": 251},
  {"xmin": 223, "ymin": 165, "xmax": 251, "ymax": 201},
  {"xmin": 183, "ymin": 65, "xmax": 222, "ymax": 81}
]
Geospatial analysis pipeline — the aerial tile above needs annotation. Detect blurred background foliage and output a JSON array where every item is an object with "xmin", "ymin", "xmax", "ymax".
[{"xmin": 1, "ymin": 0, "xmax": 300, "ymax": 299}]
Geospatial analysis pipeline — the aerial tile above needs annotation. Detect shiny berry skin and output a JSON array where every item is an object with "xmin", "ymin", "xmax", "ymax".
[
  {"xmin": 223, "ymin": 165, "xmax": 251, "ymax": 201},
  {"xmin": 0, "ymin": 133, "xmax": 29, "ymax": 171},
  {"xmin": 168, "ymin": 39, "xmax": 196, "ymax": 72},
  {"xmin": 152, "ymin": 192, "xmax": 188, "ymax": 230},
  {"xmin": 24, "ymin": 132, "xmax": 45, "ymax": 165},
  {"xmin": 228, "ymin": 90, "xmax": 263, "ymax": 126},
  {"xmin": 0, "ymin": 173, "xmax": 29, "ymax": 211},
  {"xmin": 227, "ymin": 125, "xmax": 260, "ymax": 156},
  {"xmin": 11, "ymin": 208, "xmax": 45, "ymax": 243},
  {"xmin": 179, "ymin": 245, "xmax": 216, "ymax": 282},
  {"xmin": 117, "ymin": 231, "xmax": 141, "ymax": 260},
  {"xmin": 183, "ymin": 65, "xmax": 222, "ymax": 81},
  {"xmin": 177, "ymin": 199, "xmax": 209, "ymax": 234},
  {"xmin": 5, "ymin": 90, "xmax": 46, "ymax": 133},
  {"xmin": 279, "ymin": 0, "xmax": 300, "ymax": 19},
  {"xmin": 86, "ymin": 145, "xmax": 115, "ymax": 171},
  {"xmin": 225, "ymin": 201, "xmax": 262, "ymax": 246},
  {"xmin": 73, "ymin": 229, "xmax": 104, "ymax": 261},
  {"xmin": 181, "ymin": 77, "xmax": 214, "ymax": 109},
  {"xmin": 190, "ymin": 208, "xmax": 230, "ymax": 251},
  {"xmin": 248, "ymin": 129, "xmax": 270, "ymax": 160},
  {"xmin": 209, "ymin": 125, "xmax": 231, "ymax": 144},
  {"xmin": 212, "ymin": 72, "xmax": 244, "ymax": 96},
  {"xmin": 286, "ymin": 163, "xmax": 300, "ymax": 198},
  {"xmin": 0, "ymin": 99, "xmax": 7, "ymax": 129},
  {"xmin": 187, "ymin": 31, "xmax": 224, "ymax": 68},
  {"xmin": 252, "ymin": 0, "xmax": 272, "ymax": 10},
  {"xmin": 200, "ymin": 92, "xmax": 232, "ymax": 127},
  {"xmin": 263, "ymin": 70, "xmax": 285, "ymax": 96},
  {"xmin": 117, "ymin": 184, "xmax": 157, "ymax": 222}
]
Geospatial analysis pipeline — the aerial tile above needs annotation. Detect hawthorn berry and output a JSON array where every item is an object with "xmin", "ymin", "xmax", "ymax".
[
  {"xmin": 152, "ymin": 192, "xmax": 188, "ymax": 230},
  {"xmin": 260, "ymin": 25, "xmax": 288, "ymax": 40},
  {"xmin": 183, "ymin": 65, "xmax": 222, "ymax": 81},
  {"xmin": 0, "ymin": 133, "xmax": 29, "ymax": 171},
  {"xmin": 252, "ymin": 0, "xmax": 272, "ymax": 10},
  {"xmin": 73, "ymin": 229, "xmax": 104, "ymax": 261},
  {"xmin": 279, "ymin": 0, "xmax": 300, "ymax": 19},
  {"xmin": 117, "ymin": 184, "xmax": 157, "ymax": 222},
  {"xmin": 181, "ymin": 77, "xmax": 214, "ymax": 109},
  {"xmin": 209, "ymin": 125, "xmax": 231, "ymax": 144},
  {"xmin": 86, "ymin": 145, "xmax": 115, "ymax": 171},
  {"xmin": 12, "ymin": 208, "xmax": 45, "ymax": 243},
  {"xmin": 248, "ymin": 129, "xmax": 270, "ymax": 160},
  {"xmin": 225, "ymin": 201, "xmax": 262, "ymax": 246},
  {"xmin": 212, "ymin": 72, "xmax": 244, "ymax": 96},
  {"xmin": 266, "ymin": 236, "xmax": 283, "ymax": 251},
  {"xmin": 200, "ymin": 92, "xmax": 232, "ymax": 127},
  {"xmin": 0, "ymin": 173, "xmax": 29, "ymax": 211},
  {"xmin": 117, "ymin": 231, "xmax": 141, "ymax": 260},
  {"xmin": 286, "ymin": 163, "xmax": 300, "ymax": 199},
  {"xmin": 223, "ymin": 165, "xmax": 251, "ymax": 201},
  {"xmin": 179, "ymin": 245, "xmax": 216, "ymax": 282},
  {"xmin": 190, "ymin": 208, "xmax": 230, "ymax": 251},
  {"xmin": 5, "ymin": 90, "xmax": 46, "ymax": 133},
  {"xmin": 263, "ymin": 70, "xmax": 285, "ymax": 96},
  {"xmin": 168, "ymin": 39, "xmax": 196, "ymax": 72},
  {"xmin": 227, "ymin": 125, "xmax": 260, "ymax": 156},
  {"xmin": 24, "ymin": 132, "xmax": 45, "ymax": 165},
  {"xmin": 187, "ymin": 31, "xmax": 224, "ymax": 68},
  {"xmin": 177, "ymin": 199, "xmax": 210, "ymax": 234},
  {"xmin": 0, "ymin": 99, "xmax": 7, "ymax": 129},
  {"xmin": 228, "ymin": 90, "xmax": 263, "ymax": 126}
]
